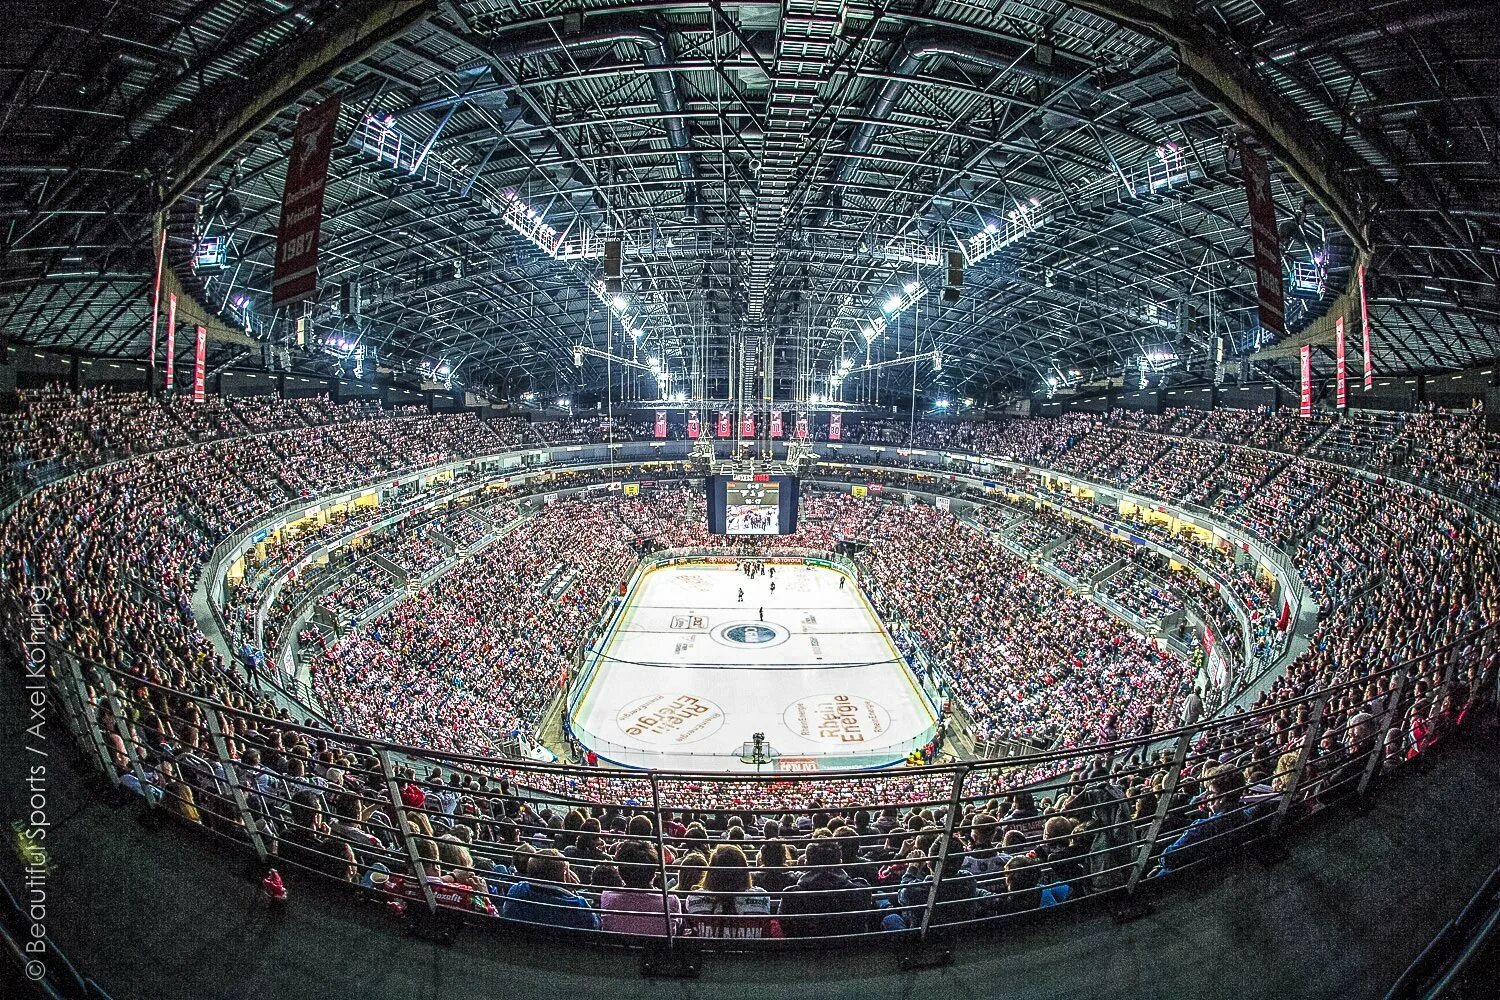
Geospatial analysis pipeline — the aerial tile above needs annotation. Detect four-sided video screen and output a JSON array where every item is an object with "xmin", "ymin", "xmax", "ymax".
[{"xmin": 707, "ymin": 473, "xmax": 800, "ymax": 535}]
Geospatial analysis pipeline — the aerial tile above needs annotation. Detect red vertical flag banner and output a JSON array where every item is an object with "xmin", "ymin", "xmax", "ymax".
[
  {"xmin": 740, "ymin": 415, "xmax": 755, "ymax": 438},
  {"xmin": 193, "ymin": 326, "xmax": 207, "ymax": 403},
  {"xmin": 828, "ymin": 412, "xmax": 843, "ymax": 441},
  {"xmin": 1299, "ymin": 344, "xmax": 1313, "ymax": 418},
  {"xmin": 716, "ymin": 411, "xmax": 731, "ymax": 438},
  {"xmin": 1359, "ymin": 263, "xmax": 1374, "ymax": 389},
  {"xmin": 165, "ymin": 293, "xmax": 178, "ymax": 389},
  {"xmin": 795, "ymin": 415, "xmax": 808, "ymax": 440},
  {"xmin": 149, "ymin": 225, "xmax": 166, "ymax": 377},
  {"xmin": 687, "ymin": 416, "xmax": 700, "ymax": 439},
  {"xmin": 271, "ymin": 94, "xmax": 343, "ymax": 308},
  {"xmin": 1335, "ymin": 315, "xmax": 1348, "ymax": 409},
  {"xmin": 770, "ymin": 411, "xmax": 783, "ymax": 438},
  {"xmin": 653, "ymin": 410, "xmax": 667, "ymax": 439},
  {"xmin": 1239, "ymin": 143, "xmax": 1286, "ymax": 338}
]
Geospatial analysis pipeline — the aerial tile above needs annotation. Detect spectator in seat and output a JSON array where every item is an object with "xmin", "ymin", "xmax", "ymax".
[
  {"xmin": 997, "ymin": 855, "xmax": 1072, "ymax": 912},
  {"xmin": 778, "ymin": 836, "xmax": 876, "ymax": 937},
  {"xmin": 883, "ymin": 836, "xmax": 991, "ymax": 930},
  {"xmin": 755, "ymin": 839, "xmax": 797, "ymax": 897},
  {"xmin": 563, "ymin": 816, "xmax": 609, "ymax": 883},
  {"xmin": 1156, "ymin": 765, "xmax": 1251, "ymax": 874},
  {"xmin": 684, "ymin": 844, "xmax": 777, "ymax": 939},
  {"xmin": 501, "ymin": 849, "xmax": 599, "ymax": 930},
  {"xmin": 599, "ymin": 841, "xmax": 680, "ymax": 937},
  {"xmin": 959, "ymin": 813, "xmax": 1007, "ymax": 881}
]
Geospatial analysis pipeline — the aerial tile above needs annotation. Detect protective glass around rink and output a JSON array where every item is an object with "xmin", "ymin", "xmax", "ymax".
[{"xmin": 567, "ymin": 559, "xmax": 941, "ymax": 770}]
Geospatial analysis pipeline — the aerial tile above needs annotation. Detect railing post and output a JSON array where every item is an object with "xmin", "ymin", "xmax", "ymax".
[
  {"xmin": 1268, "ymin": 692, "xmax": 1331, "ymax": 835},
  {"xmin": 97, "ymin": 671, "xmax": 157, "ymax": 806},
  {"xmin": 378, "ymin": 749, "xmax": 438, "ymax": 914},
  {"xmin": 1124, "ymin": 728, "xmax": 1193, "ymax": 897},
  {"xmin": 203, "ymin": 708, "xmax": 270, "ymax": 862},
  {"xmin": 916, "ymin": 764, "xmax": 968, "ymax": 940},
  {"xmin": 1358, "ymin": 661, "xmax": 1410, "ymax": 797},
  {"xmin": 648, "ymin": 773, "xmax": 675, "ymax": 951}
]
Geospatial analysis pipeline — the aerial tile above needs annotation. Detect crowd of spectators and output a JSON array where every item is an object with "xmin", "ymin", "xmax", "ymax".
[{"xmin": 1, "ymin": 388, "xmax": 1497, "ymax": 940}]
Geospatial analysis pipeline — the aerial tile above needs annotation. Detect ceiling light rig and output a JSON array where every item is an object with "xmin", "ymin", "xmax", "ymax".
[
  {"xmin": 861, "ymin": 280, "xmax": 929, "ymax": 341},
  {"xmin": 965, "ymin": 196, "xmax": 1046, "ymax": 265}
]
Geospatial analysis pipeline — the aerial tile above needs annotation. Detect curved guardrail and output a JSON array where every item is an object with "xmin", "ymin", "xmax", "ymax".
[{"xmin": 4, "ymin": 416, "xmax": 1498, "ymax": 956}]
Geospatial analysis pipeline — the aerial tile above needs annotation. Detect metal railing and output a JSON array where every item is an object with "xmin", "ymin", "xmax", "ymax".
[
  {"xmin": 6, "ymin": 408, "xmax": 1500, "ymax": 956},
  {"xmin": 27, "ymin": 622, "xmax": 1497, "ymax": 952}
]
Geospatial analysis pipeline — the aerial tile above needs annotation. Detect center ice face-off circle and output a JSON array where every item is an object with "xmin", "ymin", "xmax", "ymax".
[
  {"xmin": 710, "ymin": 620, "xmax": 791, "ymax": 648},
  {"xmin": 616, "ymin": 693, "xmax": 726, "ymax": 746},
  {"xmin": 783, "ymin": 694, "xmax": 893, "ymax": 747}
]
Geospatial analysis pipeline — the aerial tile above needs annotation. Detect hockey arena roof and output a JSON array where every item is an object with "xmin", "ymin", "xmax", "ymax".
[{"xmin": 1, "ymin": 1, "xmax": 1496, "ymax": 401}]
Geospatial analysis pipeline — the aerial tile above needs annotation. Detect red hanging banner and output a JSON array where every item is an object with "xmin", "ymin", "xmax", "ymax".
[
  {"xmin": 1239, "ymin": 143, "xmax": 1286, "ymax": 338},
  {"xmin": 271, "ymin": 94, "xmax": 343, "ymax": 308},
  {"xmin": 770, "ymin": 411, "xmax": 783, "ymax": 438},
  {"xmin": 1299, "ymin": 344, "xmax": 1313, "ymax": 418},
  {"xmin": 1335, "ymin": 315, "xmax": 1348, "ymax": 409},
  {"xmin": 193, "ymin": 326, "xmax": 207, "ymax": 403},
  {"xmin": 795, "ymin": 415, "xmax": 808, "ymax": 441},
  {"xmin": 687, "ymin": 416, "xmax": 700, "ymax": 439},
  {"xmin": 740, "ymin": 415, "xmax": 755, "ymax": 438},
  {"xmin": 165, "ymin": 292, "xmax": 177, "ymax": 389},
  {"xmin": 716, "ymin": 411, "xmax": 731, "ymax": 438},
  {"xmin": 1359, "ymin": 263, "xmax": 1373, "ymax": 389},
  {"xmin": 654, "ymin": 410, "xmax": 667, "ymax": 439},
  {"xmin": 149, "ymin": 225, "xmax": 166, "ymax": 378},
  {"xmin": 828, "ymin": 412, "xmax": 842, "ymax": 441}
]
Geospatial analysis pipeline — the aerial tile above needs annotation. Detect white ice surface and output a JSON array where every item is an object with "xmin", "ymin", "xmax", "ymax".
[{"xmin": 571, "ymin": 562, "xmax": 936, "ymax": 771}]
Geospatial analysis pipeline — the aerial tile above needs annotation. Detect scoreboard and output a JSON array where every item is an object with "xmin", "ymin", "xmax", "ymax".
[{"xmin": 707, "ymin": 473, "xmax": 799, "ymax": 535}]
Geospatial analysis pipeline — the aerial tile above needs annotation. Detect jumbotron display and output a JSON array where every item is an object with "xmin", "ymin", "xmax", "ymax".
[{"xmin": 707, "ymin": 473, "xmax": 800, "ymax": 535}]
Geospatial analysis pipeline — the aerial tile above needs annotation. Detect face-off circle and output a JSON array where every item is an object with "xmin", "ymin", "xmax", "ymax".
[
  {"xmin": 783, "ymin": 694, "xmax": 894, "ymax": 747},
  {"xmin": 710, "ymin": 620, "xmax": 791, "ymax": 649},
  {"xmin": 616, "ymin": 692, "xmax": 726, "ymax": 746}
]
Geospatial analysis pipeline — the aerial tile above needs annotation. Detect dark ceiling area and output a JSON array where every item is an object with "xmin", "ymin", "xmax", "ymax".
[{"xmin": 0, "ymin": 0, "xmax": 1496, "ymax": 403}]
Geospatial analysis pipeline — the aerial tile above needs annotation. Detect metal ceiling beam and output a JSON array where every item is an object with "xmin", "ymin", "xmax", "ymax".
[{"xmin": 1069, "ymin": 0, "xmax": 1372, "ymax": 254}]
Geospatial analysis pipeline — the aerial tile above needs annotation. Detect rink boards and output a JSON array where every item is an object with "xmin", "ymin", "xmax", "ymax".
[{"xmin": 568, "ymin": 560, "xmax": 939, "ymax": 771}]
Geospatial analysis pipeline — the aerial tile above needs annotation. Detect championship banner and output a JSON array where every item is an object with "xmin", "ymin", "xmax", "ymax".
[
  {"xmin": 149, "ymin": 225, "xmax": 166, "ymax": 374},
  {"xmin": 795, "ymin": 415, "xmax": 808, "ymax": 440},
  {"xmin": 687, "ymin": 416, "xmax": 700, "ymax": 439},
  {"xmin": 770, "ymin": 411, "xmax": 783, "ymax": 438},
  {"xmin": 165, "ymin": 292, "xmax": 177, "ymax": 389},
  {"xmin": 716, "ymin": 411, "xmax": 731, "ymax": 437},
  {"xmin": 654, "ymin": 410, "xmax": 667, "ymax": 439},
  {"xmin": 1239, "ymin": 143, "xmax": 1286, "ymax": 338},
  {"xmin": 193, "ymin": 326, "xmax": 207, "ymax": 402},
  {"xmin": 740, "ymin": 415, "xmax": 754, "ymax": 438},
  {"xmin": 1335, "ymin": 315, "xmax": 1348, "ymax": 409},
  {"xmin": 271, "ymin": 93, "xmax": 342, "ymax": 308},
  {"xmin": 828, "ymin": 412, "xmax": 842, "ymax": 441},
  {"xmin": 1359, "ymin": 263, "xmax": 1373, "ymax": 389},
  {"xmin": 1299, "ymin": 344, "xmax": 1313, "ymax": 418}
]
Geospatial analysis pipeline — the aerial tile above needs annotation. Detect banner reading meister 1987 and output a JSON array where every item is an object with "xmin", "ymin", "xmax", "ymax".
[
  {"xmin": 271, "ymin": 94, "xmax": 342, "ymax": 308},
  {"xmin": 1239, "ymin": 142, "xmax": 1286, "ymax": 339}
]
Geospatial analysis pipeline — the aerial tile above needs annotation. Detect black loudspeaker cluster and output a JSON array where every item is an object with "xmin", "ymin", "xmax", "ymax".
[
  {"xmin": 942, "ymin": 250, "xmax": 963, "ymax": 303},
  {"xmin": 604, "ymin": 240, "xmax": 622, "ymax": 294}
]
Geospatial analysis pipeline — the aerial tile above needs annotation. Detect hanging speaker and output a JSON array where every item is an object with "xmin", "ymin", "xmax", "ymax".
[
  {"xmin": 340, "ymin": 281, "xmax": 351, "ymax": 317},
  {"xmin": 943, "ymin": 250, "xmax": 963, "ymax": 303},
  {"xmin": 604, "ymin": 240, "xmax": 622, "ymax": 294}
]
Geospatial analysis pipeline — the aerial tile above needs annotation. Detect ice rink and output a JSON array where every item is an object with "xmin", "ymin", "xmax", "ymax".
[{"xmin": 569, "ymin": 561, "xmax": 938, "ymax": 771}]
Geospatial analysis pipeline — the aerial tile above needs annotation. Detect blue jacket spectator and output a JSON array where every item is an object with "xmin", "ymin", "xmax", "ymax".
[
  {"xmin": 501, "ymin": 850, "xmax": 600, "ymax": 930},
  {"xmin": 1158, "ymin": 765, "xmax": 1252, "ymax": 874}
]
